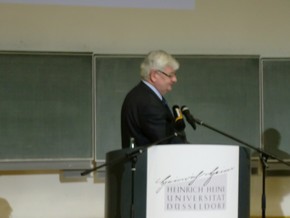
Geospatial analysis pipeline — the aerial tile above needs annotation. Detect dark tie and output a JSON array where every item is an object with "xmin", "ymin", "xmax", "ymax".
[
  {"xmin": 161, "ymin": 97, "xmax": 167, "ymax": 106},
  {"xmin": 162, "ymin": 97, "xmax": 171, "ymax": 113}
]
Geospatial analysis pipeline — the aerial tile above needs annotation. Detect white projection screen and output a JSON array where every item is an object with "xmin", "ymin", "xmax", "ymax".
[{"xmin": 0, "ymin": 0, "xmax": 195, "ymax": 9}]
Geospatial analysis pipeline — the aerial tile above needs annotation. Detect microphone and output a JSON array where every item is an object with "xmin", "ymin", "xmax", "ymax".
[
  {"xmin": 181, "ymin": 105, "xmax": 196, "ymax": 130},
  {"xmin": 172, "ymin": 105, "xmax": 186, "ymax": 131}
]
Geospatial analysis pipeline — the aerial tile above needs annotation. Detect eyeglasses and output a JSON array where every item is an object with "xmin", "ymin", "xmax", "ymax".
[{"xmin": 156, "ymin": 70, "xmax": 176, "ymax": 78}]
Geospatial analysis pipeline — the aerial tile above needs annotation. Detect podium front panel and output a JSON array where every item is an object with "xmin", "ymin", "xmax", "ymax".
[{"xmin": 105, "ymin": 144, "xmax": 250, "ymax": 218}]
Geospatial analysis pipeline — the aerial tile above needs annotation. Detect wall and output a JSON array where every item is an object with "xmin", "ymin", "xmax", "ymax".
[
  {"xmin": 1, "ymin": 0, "xmax": 290, "ymax": 56},
  {"xmin": 0, "ymin": 171, "xmax": 105, "ymax": 218},
  {"xmin": 1, "ymin": 0, "xmax": 290, "ymax": 217}
]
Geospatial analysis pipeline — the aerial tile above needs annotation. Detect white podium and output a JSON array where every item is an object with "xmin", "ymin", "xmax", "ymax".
[{"xmin": 105, "ymin": 144, "xmax": 250, "ymax": 218}]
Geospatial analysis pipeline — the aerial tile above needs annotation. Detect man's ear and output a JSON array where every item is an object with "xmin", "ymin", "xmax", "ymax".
[{"xmin": 149, "ymin": 70, "xmax": 157, "ymax": 83}]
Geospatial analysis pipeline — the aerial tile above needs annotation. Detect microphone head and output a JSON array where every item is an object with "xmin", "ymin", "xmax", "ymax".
[
  {"xmin": 172, "ymin": 105, "xmax": 181, "ymax": 120},
  {"xmin": 181, "ymin": 105, "xmax": 196, "ymax": 130},
  {"xmin": 172, "ymin": 105, "xmax": 186, "ymax": 131},
  {"xmin": 172, "ymin": 105, "xmax": 179, "ymax": 113},
  {"xmin": 181, "ymin": 105, "xmax": 189, "ymax": 113}
]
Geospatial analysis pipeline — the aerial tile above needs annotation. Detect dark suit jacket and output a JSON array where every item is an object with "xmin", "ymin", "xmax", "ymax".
[{"xmin": 121, "ymin": 81, "xmax": 186, "ymax": 148}]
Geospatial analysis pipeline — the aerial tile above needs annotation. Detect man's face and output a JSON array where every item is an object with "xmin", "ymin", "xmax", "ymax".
[{"xmin": 150, "ymin": 66, "xmax": 177, "ymax": 95}]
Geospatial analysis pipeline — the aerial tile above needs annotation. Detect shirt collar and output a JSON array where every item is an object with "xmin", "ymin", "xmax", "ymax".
[{"xmin": 142, "ymin": 80, "xmax": 162, "ymax": 100}]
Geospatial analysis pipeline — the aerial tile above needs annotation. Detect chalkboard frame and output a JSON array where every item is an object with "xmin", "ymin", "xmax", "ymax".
[
  {"xmin": 260, "ymin": 58, "xmax": 290, "ymax": 166},
  {"xmin": 0, "ymin": 51, "xmax": 94, "ymax": 170},
  {"xmin": 2, "ymin": 52, "xmax": 290, "ymax": 171}
]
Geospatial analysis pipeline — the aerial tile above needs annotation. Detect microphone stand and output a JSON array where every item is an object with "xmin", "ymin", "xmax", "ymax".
[
  {"xmin": 81, "ymin": 146, "xmax": 143, "ymax": 218},
  {"xmin": 191, "ymin": 117, "xmax": 290, "ymax": 218},
  {"xmin": 81, "ymin": 133, "xmax": 179, "ymax": 218},
  {"xmin": 127, "ymin": 148, "xmax": 143, "ymax": 218},
  {"xmin": 81, "ymin": 133, "xmax": 179, "ymax": 176},
  {"xmin": 126, "ymin": 133, "xmax": 181, "ymax": 218},
  {"xmin": 80, "ymin": 148, "xmax": 143, "ymax": 177}
]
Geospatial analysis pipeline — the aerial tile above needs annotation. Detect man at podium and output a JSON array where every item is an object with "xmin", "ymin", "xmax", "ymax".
[{"xmin": 121, "ymin": 50, "xmax": 186, "ymax": 148}]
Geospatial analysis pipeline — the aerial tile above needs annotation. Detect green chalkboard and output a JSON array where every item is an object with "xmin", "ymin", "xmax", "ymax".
[
  {"xmin": 262, "ymin": 58, "xmax": 290, "ymax": 159},
  {"xmin": 0, "ymin": 52, "xmax": 93, "ymax": 169},
  {"xmin": 95, "ymin": 55, "xmax": 260, "ymax": 160}
]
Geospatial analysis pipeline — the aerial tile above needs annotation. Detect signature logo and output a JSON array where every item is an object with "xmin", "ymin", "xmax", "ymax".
[{"xmin": 154, "ymin": 166, "xmax": 234, "ymax": 194}]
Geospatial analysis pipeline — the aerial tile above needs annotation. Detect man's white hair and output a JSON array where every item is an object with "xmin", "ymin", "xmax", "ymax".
[{"xmin": 140, "ymin": 50, "xmax": 179, "ymax": 80}]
